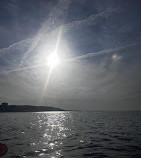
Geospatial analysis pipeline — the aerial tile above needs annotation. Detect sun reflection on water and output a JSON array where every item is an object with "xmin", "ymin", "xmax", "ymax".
[{"xmin": 35, "ymin": 112, "xmax": 73, "ymax": 157}]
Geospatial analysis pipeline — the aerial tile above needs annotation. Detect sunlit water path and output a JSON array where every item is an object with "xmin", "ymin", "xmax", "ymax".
[{"xmin": 0, "ymin": 111, "xmax": 141, "ymax": 157}]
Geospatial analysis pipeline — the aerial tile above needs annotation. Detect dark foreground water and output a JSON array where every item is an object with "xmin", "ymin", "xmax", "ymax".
[{"xmin": 0, "ymin": 111, "xmax": 141, "ymax": 158}]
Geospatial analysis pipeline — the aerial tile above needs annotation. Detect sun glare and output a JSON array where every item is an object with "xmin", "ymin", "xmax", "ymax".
[{"xmin": 47, "ymin": 53, "xmax": 60, "ymax": 68}]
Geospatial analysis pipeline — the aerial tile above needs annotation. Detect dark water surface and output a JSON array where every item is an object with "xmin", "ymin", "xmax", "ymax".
[{"xmin": 0, "ymin": 111, "xmax": 141, "ymax": 158}]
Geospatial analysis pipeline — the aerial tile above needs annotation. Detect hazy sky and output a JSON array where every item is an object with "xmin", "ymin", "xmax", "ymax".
[{"xmin": 0, "ymin": 0, "xmax": 141, "ymax": 110}]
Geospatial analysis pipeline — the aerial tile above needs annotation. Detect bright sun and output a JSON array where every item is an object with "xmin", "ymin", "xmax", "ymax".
[{"xmin": 47, "ymin": 53, "xmax": 60, "ymax": 68}]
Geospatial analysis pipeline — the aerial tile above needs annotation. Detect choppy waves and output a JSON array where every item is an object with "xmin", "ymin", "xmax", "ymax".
[{"xmin": 0, "ymin": 111, "xmax": 141, "ymax": 157}]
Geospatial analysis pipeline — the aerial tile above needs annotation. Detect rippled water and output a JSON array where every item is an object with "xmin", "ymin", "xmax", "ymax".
[{"xmin": 0, "ymin": 111, "xmax": 141, "ymax": 158}]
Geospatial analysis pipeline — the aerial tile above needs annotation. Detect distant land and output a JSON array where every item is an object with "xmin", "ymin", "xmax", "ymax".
[{"xmin": 0, "ymin": 102, "xmax": 65, "ymax": 112}]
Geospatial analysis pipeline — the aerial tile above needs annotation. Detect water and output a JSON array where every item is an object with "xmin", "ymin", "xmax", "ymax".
[{"xmin": 0, "ymin": 111, "xmax": 141, "ymax": 158}]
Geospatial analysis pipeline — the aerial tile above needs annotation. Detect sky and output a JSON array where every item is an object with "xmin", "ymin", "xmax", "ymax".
[{"xmin": 0, "ymin": 0, "xmax": 141, "ymax": 110}]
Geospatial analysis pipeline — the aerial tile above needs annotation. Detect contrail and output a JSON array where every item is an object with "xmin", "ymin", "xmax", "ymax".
[
  {"xmin": 0, "ymin": 64, "xmax": 45, "ymax": 75},
  {"xmin": 0, "ymin": 8, "xmax": 117, "ymax": 58},
  {"xmin": 65, "ymin": 43, "xmax": 139, "ymax": 62},
  {"xmin": 0, "ymin": 43, "xmax": 138, "ymax": 76},
  {"xmin": 0, "ymin": 7, "xmax": 118, "ymax": 70},
  {"xmin": 19, "ymin": 0, "xmax": 71, "ymax": 67},
  {"xmin": 0, "ymin": 38, "xmax": 33, "ymax": 57},
  {"xmin": 0, "ymin": 0, "xmax": 72, "ymax": 65}
]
